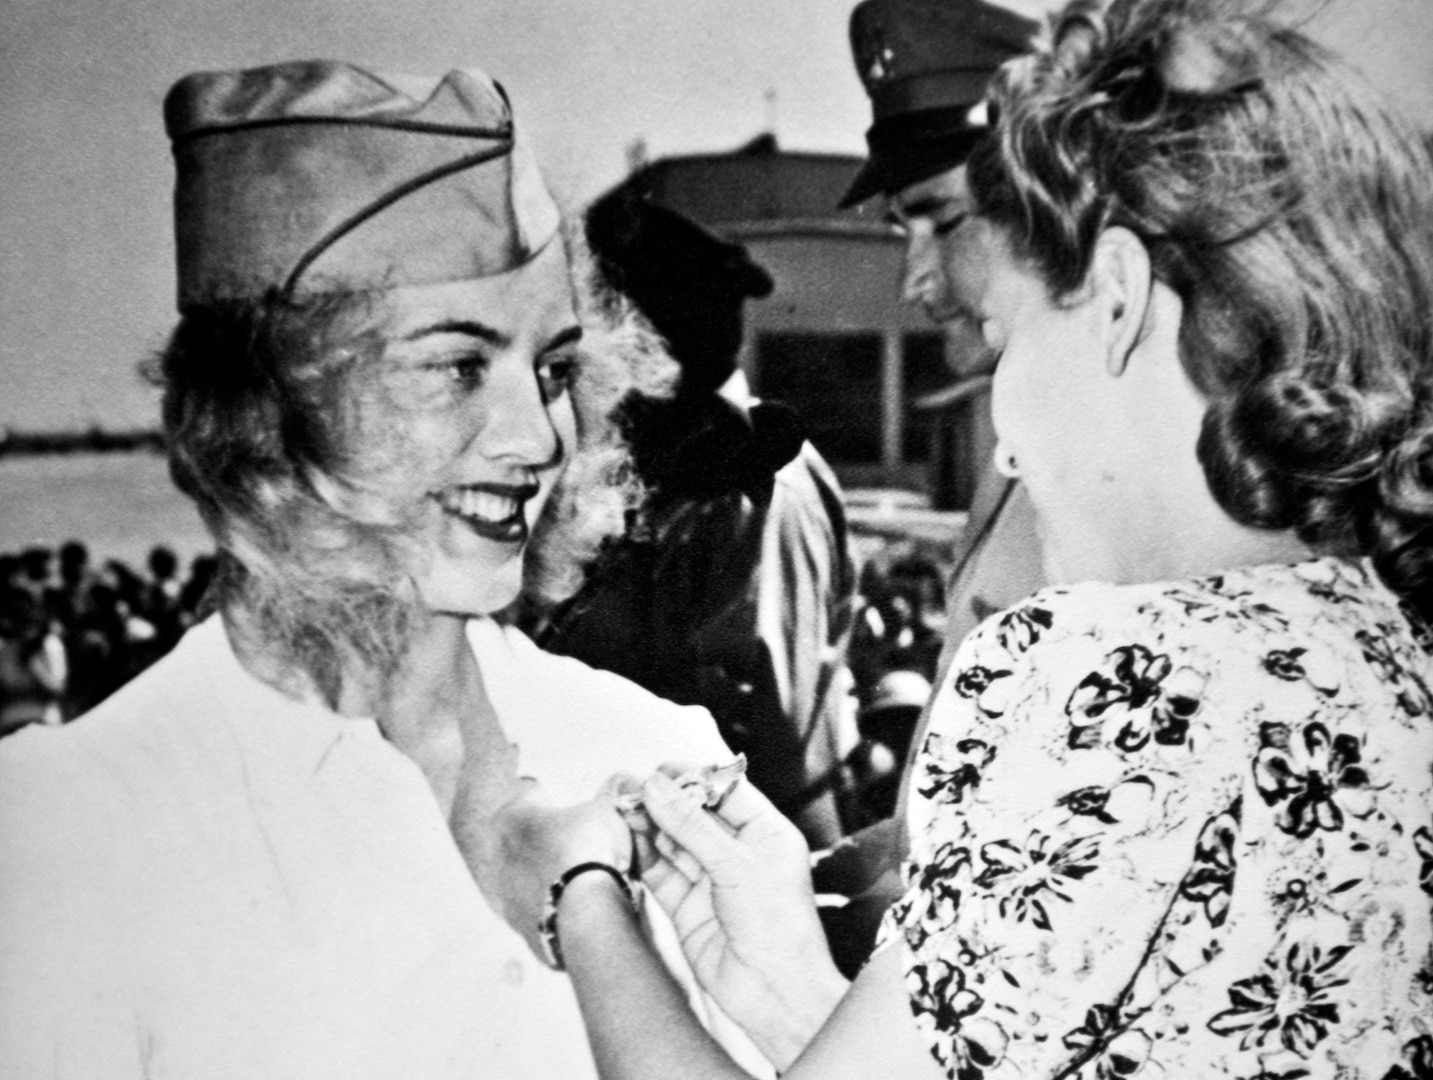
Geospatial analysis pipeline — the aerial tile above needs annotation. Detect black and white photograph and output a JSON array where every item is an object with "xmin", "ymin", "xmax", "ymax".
[{"xmin": 2, "ymin": 0, "xmax": 1432, "ymax": 1076}]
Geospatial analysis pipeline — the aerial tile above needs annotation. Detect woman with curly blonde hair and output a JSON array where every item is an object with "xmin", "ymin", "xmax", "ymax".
[
  {"xmin": 0, "ymin": 59, "xmax": 764, "ymax": 1080},
  {"xmin": 486, "ymin": 1, "xmax": 1433, "ymax": 1077}
]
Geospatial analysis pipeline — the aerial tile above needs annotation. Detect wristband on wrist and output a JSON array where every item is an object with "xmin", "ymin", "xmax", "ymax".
[{"xmin": 537, "ymin": 861, "xmax": 637, "ymax": 971}]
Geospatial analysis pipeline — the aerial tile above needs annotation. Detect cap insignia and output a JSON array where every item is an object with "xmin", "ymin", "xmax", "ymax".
[{"xmin": 861, "ymin": 25, "xmax": 897, "ymax": 85}]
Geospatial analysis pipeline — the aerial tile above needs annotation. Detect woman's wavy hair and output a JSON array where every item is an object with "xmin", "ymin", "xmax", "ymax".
[
  {"xmin": 148, "ymin": 221, "xmax": 676, "ymax": 706},
  {"xmin": 520, "ymin": 225, "xmax": 678, "ymax": 606},
  {"xmin": 968, "ymin": 0, "xmax": 1433, "ymax": 620}
]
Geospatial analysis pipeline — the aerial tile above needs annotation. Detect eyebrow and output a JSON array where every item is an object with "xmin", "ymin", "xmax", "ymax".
[
  {"xmin": 403, "ymin": 319, "xmax": 508, "ymax": 346},
  {"xmin": 890, "ymin": 194, "xmax": 957, "ymax": 222},
  {"xmin": 542, "ymin": 325, "xmax": 583, "ymax": 354},
  {"xmin": 401, "ymin": 321, "xmax": 582, "ymax": 354}
]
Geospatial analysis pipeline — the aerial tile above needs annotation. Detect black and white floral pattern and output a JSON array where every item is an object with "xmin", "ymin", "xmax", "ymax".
[{"xmin": 881, "ymin": 559, "xmax": 1433, "ymax": 1079}]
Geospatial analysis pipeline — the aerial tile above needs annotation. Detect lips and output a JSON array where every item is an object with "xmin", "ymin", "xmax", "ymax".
[{"xmin": 430, "ymin": 482, "xmax": 539, "ymax": 543}]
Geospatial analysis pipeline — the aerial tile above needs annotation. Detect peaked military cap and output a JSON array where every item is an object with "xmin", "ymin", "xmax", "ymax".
[{"xmin": 840, "ymin": 0, "xmax": 1039, "ymax": 207}]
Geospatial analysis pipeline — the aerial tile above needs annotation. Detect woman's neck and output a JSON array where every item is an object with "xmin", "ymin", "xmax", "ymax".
[
  {"xmin": 1050, "ymin": 479, "xmax": 1316, "ymax": 588},
  {"xmin": 370, "ymin": 610, "xmax": 473, "ymax": 731},
  {"xmin": 374, "ymin": 612, "xmax": 515, "ymax": 817},
  {"xmin": 1056, "ymin": 285, "xmax": 1317, "ymax": 587},
  {"xmin": 1119, "ymin": 520, "xmax": 1314, "ymax": 586},
  {"xmin": 225, "ymin": 604, "xmax": 512, "ymax": 816}
]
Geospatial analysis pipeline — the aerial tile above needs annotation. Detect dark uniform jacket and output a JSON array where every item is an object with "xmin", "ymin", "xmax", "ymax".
[{"xmin": 532, "ymin": 394, "xmax": 858, "ymax": 846}]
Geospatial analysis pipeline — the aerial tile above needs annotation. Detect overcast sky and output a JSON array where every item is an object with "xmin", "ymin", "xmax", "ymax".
[{"xmin": 2, "ymin": 0, "xmax": 1430, "ymax": 432}]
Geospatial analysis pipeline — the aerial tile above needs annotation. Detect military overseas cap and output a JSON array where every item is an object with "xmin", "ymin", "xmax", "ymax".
[
  {"xmin": 165, "ymin": 60, "xmax": 561, "ymax": 311},
  {"xmin": 840, "ymin": 0, "xmax": 1039, "ymax": 207}
]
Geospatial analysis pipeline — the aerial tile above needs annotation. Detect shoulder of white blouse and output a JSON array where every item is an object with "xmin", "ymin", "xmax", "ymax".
[{"xmin": 469, "ymin": 616, "xmax": 729, "ymax": 762}]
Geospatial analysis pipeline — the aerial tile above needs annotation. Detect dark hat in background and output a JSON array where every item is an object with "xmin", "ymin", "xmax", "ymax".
[
  {"xmin": 165, "ymin": 60, "xmax": 560, "ymax": 311},
  {"xmin": 585, "ymin": 190, "xmax": 773, "ymax": 393},
  {"xmin": 585, "ymin": 191, "xmax": 773, "ymax": 307},
  {"xmin": 840, "ymin": 0, "xmax": 1039, "ymax": 207}
]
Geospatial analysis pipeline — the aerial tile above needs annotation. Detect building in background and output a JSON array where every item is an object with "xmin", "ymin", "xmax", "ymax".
[{"xmin": 607, "ymin": 134, "xmax": 993, "ymax": 512}]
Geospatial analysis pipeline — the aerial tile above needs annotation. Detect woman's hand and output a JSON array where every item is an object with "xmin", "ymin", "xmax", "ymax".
[
  {"xmin": 640, "ymin": 772, "xmax": 849, "ymax": 1070},
  {"xmin": 451, "ymin": 779, "xmax": 632, "ymax": 960}
]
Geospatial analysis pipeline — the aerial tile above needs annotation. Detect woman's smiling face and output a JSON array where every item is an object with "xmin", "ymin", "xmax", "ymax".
[{"xmin": 336, "ymin": 239, "xmax": 581, "ymax": 617}]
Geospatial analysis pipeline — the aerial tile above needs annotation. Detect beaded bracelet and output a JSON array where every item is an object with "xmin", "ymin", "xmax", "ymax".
[{"xmin": 537, "ymin": 861, "xmax": 638, "ymax": 971}]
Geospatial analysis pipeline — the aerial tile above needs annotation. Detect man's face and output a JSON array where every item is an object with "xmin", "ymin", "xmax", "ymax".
[
  {"xmin": 886, "ymin": 164, "xmax": 992, "ymax": 371},
  {"xmin": 886, "ymin": 164, "xmax": 975, "ymax": 324}
]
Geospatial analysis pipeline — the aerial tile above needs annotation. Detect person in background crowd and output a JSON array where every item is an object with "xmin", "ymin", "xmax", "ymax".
[
  {"xmin": 144, "ymin": 543, "xmax": 185, "ymax": 651},
  {"xmin": 57, "ymin": 541, "xmax": 94, "ymax": 607},
  {"xmin": 17, "ymin": 544, "xmax": 55, "ymax": 601},
  {"xmin": 814, "ymin": 0, "xmax": 1043, "ymax": 968},
  {"xmin": 815, "ymin": 667, "xmax": 932, "ymax": 929},
  {"xmin": 0, "ymin": 585, "xmax": 67, "ymax": 735},
  {"xmin": 58, "ymin": 582, "xmax": 126, "ymax": 718},
  {"xmin": 0, "ymin": 59, "xmax": 766, "ymax": 1079},
  {"xmin": 848, "ymin": 555, "xmax": 944, "ymax": 694},
  {"xmin": 524, "ymin": 191, "xmax": 858, "ymax": 848},
  {"xmin": 847, "ymin": 667, "xmax": 929, "ymax": 825},
  {"xmin": 481, "ymin": 0, "xmax": 1433, "ymax": 1075}
]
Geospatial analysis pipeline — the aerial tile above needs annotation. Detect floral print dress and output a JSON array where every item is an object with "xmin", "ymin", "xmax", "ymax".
[{"xmin": 881, "ymin": 558, "xmax": 1433, "ymax": 1080}]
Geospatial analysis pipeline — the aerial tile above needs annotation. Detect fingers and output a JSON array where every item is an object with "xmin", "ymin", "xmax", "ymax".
[
  {"xmin": 648, "ymin": 772, "xmax": 774, "ymax": 837},
  {"xmin": 630, "ymin": 822, "xmax": 660, "ymax": 876},
  {"xmin": 644, "ymin": 850, "xmax": 698, "ymax": 911},
  {"xmin": 642, "ymin": 828, "xmax": 708, "ymax": 912},
  {"xmin": 644, "ymin": 847, "xmax": 715, "ymax": 927},
  {"xmin": 655, "ymin": 829, "xmax": 704, "ymax": 883},
  {"xmin": 641, "ymin": 772, "xmax": 747, "ymax": 872}
]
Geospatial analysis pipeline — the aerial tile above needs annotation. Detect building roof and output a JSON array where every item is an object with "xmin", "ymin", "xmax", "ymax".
[{"xmin": 613, "ymin": 134, "xmax": 878, "ymax": 227}]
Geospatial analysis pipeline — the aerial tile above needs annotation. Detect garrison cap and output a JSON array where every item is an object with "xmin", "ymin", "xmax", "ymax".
[
  {"xmin": 840, "ymin": 0, "xmax": 1039, "ymax": 207},
  {"xmin": 165, "ymin": 59, "xmax": 560, "ymax": 311}
]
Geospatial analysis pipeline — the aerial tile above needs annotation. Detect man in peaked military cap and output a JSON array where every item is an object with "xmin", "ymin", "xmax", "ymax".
[
  {"xmin": 840, "ymin": 0, "xmax": 1045, "ymax": 678},
  {"xmin": 816, "ymin": 0, "xmax": 1048, "ymax": 972}
]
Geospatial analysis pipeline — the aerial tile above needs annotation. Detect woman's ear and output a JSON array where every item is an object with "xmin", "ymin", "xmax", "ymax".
[{"xmin": 1090, "ymin": 226, "xmax": 1153, "ymax": 377}]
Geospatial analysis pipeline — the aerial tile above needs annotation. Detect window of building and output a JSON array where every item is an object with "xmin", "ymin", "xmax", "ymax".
[
  {"xmin": 754, "ymin": 332, "xmax": 882, "ymax": 464},
  {"xmin": 901, "ymin": 332, "xmax": 948, "ymax": 461}
]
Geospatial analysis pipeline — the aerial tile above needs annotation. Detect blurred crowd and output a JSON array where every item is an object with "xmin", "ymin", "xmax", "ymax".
[
  {"xmin": 0, "ymin": 532, "xmax": 948, "ymax": 830},
  {"xmin": 0, "ymin": 541, "xmax": 216, "ymax": 735}
]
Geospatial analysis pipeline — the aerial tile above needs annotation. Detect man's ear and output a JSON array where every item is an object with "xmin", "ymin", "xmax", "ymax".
[{"xmin": 1090, "ymin": 226, "xmax": 1153, "ymax": 377}]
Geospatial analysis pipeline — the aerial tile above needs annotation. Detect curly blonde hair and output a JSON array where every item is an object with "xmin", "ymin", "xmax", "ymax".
[
  {"xmin": 969, "ymin": 0, "xmax": 1433, "ymax": 619},
  {"xmin": 151, "ymin": 222, "xmax": 676, "ymax": 706},
  {"xmin": 519, "ymin": 221, "xmax": 677, "ymax": 608}
]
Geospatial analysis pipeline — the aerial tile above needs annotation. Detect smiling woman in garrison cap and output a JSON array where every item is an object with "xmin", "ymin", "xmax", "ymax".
[{"xmin": 0, "ymin": 59, "xmax": 770, "ymax": 1080}]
